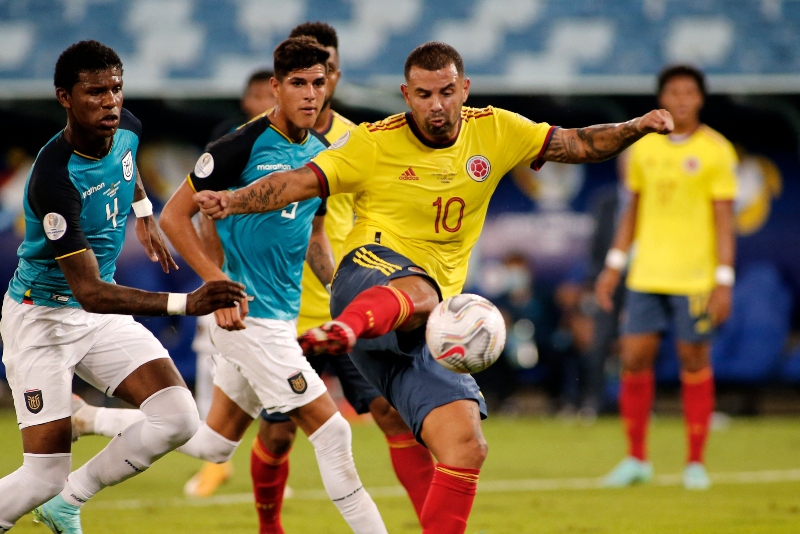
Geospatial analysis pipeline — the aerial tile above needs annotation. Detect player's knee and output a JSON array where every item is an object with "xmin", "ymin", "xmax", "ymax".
[
  {"xmin": 308, "ymin": 411, "xmax": 351, "ymax": 451},
  {"xmin": 259, "ymin": 420, "xmax": 297, "ymax": 456},
  {"xmin": 141, "ymin": 386, "xmax": 200, "ymax": 449},
  {"xmin": 463, "ymin": 434, "xmax": 489, "ymax": 467}
]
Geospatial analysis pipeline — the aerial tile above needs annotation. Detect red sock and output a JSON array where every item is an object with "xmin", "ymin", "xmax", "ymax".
[
  {"xmin": 251, "ymin": 436, "xmax": 290, "ymax": 534},
  {"xmin": 420, "ymin": 463, "xmax": 480, "ymax": 534},
  {"xmin": 620, "ymin": 370, "xmax": 655, "ymax": 461},
  {"xmin": 334, "ymin": 286, "xmax": 414, "ymax": 338},
  {"xmin": 386, "ymin": 432, "xmax": 435, "ymax": 520},
  {"xmin": 681, "ymin": 367, "xmax": 715, "ymax": 463}
]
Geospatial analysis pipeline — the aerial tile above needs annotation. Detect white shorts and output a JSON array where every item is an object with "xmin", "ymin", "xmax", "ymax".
[
  {"xmin": 211, "ymin": 316, "xmax": 326, "ymax": 418},
  {"xmin": 1, "ymin": 294, "xmax": 169, "ymax": 429}
]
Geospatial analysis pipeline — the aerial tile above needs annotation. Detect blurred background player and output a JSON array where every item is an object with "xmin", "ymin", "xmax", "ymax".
[
  {"xmin": 195, "ymin": 41, "xmax": 675, "ymax": 534},
  {"xmin": 183, "ymin": 68, "xmax": 277, "ymax": 499},
  {"xmin": 248, "ymin": 22, "xmax": 434, "ymax": 533},
  {"xmin": 0, "ymin": 40, "xmax": 245, "ymax": 533},
  {"xmin": 596, "ymin": 65, "xmax": 737, "ymax": 490}
]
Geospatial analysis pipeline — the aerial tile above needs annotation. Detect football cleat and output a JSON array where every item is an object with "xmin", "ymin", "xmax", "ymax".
[
  {"xmin": 183, "ymin": 461, "xmax": 234, "ymax": 498},
  {"xmin": 601, "ymin": 457, "xmax": 653, "ymax": 488},
  {"xmin": 683, "ymin": 462, "xmax": 711, "ymax": 490},
  {"xmin": 297, "ymin": 321, "xmax": 356, "ymax": 357},
  {"xmin": 70, "ymin": 395, "xmax": 98, "ymax": 442},
  {"xmin": 32, "ymin": 494, "xmax": 83, "ymax": 534}
]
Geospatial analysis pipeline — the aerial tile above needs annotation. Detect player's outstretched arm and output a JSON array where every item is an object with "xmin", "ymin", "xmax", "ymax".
[
  {"xmin": 543, "ymin": 109, "xmax": 674, "ymax": 164},
  {"xmin": 59, "ymin": 248, "xmax": 246, "ymax": 316},
  {"xmin": 133, "ymin": 168, "xmax": 179, "ymax": 273},
  {"xmin": 306, "ymin": 215, "xmax": 335, "ymax": 288},
  {"xmin": 194, "ymin": 166, "xmax": 321, "ymax": 220}
]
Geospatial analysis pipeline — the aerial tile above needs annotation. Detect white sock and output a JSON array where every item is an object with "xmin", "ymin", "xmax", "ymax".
[
  {"xmin": 308, "ymin": 412, "xmax": 387, "ymax": 534},
  {"xmin": 0, "ymin": 453, "xmax": 71, "ymax": 530},
  {"xmin": 176, "ymin": 423, "xmax": 240, "ymax": 463},
  {"xmin": 61, "ymin": 386, "xmax": 199, "ymax": 507},
  {"xmin": 93, "ymin": 407, "xmax": 147, "ymax": 437}
]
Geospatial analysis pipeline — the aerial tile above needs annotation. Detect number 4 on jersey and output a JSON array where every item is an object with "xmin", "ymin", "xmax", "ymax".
[{"xmin": 106, "ymin": 198, "xmax": 119, "ymax": 228}]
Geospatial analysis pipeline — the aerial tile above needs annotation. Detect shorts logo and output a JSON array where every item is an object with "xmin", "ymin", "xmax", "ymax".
[
  {"xmin": 287, "ymin": 372, "xmax": 307, "ymax": 394},
  {"xmin": 121, "ymin": 149, "xmax": 134, "ymax": 181},
  {"xmin": 329, "ymin": 131, "xmax": 350, "ymax": 150},
  {"xmin": 43, "ymin": 212, "xmax": 67, "ymax": 240},
  {"xmin": 408, "ymin": 266, "xmax": 427, "ymax": 274},
  {"xmin": 466, "ymin": 155, "xmax": 491, "ymax": 182},
  {"xmin": 194, "ymin": 152, "xmax": 215, "ymax": 178},
  {"xmin": 24, "ymin": 389, "xmax": 43, "ymax": 414}
]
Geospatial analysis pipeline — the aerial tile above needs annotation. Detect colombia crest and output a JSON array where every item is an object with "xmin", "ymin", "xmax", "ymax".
[
  {"xmin": 24, "ymin": 389, "xmax": 43, "ymax": 414},
  {"xmin": 466, "ymin": 155, "xmax": 491, "ymax": 182},
  {"xmin": 287, "ymin": 372, "xmax": 308, "ymax": 394}
]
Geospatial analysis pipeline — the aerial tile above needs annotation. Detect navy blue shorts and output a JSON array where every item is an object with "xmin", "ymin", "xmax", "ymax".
[
  {"xmin": 621, "ymin": 289, "xmax": 713, "ymax": 343},
  {"xmin": 328, "ymin": 245, "xmax": 487, "ymax": 443},
  {"xmin": 261, "ymin": 352, "xmax": 381, "ymax": 423}
]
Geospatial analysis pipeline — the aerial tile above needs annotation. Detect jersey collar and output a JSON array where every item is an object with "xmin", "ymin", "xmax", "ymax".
[{"xmin": 405, "ymin": 112, "xmax": 461, "ymax": 149}]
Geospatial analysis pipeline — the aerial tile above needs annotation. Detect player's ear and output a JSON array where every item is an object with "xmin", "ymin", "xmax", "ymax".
[
  {"xmin": 400, "ymin": 83, "xmax": 411, "ymax": 106},
  {"xmin": 55, "ymin": 87, "xmax": 71, "ymax": 109},
  {"xmin": 462, "ymin": 77, "xmax": 470, "ymax": 103}
]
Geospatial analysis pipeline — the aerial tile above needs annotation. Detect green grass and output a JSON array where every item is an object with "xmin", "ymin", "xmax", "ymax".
[{"xmin": 2, "ymin": 411, "xmax": 800, "ymax": 533}]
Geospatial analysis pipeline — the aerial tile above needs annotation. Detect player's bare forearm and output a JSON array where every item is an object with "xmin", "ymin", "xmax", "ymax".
[
  {"xmin": 134, "ymin": 169, "xmax": 147, "ymax": 202},
  {"xmin": 197, "ymin": 214, "xmax": 225, "ymax": 269},
  {"xmin": 59, "ymin": 249, "xmax": 245, "ymax": 316},
  {"xmin": 228, "ymin": 167, "xmax": 320, "ymax": 214},
  {"xmin": 610, "ymin": 194, "xmax": 639, "ymax": 254},
  {"xmin": 712, "ymin": 200, "xmax": 736, "ymax": 267},
  {"xmin": 543, "ymin": 109, "xmax": 674, "ymax": 164},
  {"xmin": 306, "ymin": 216, "xmax": 335, "ymax": 286}
]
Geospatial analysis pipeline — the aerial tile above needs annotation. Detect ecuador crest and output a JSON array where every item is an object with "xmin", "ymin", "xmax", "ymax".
[
  {"xmin": 287, "ymin": 372, "xmax": 308, "ymax": 394},
  {"xmin": 24, "ymin": 389, "xmax": 43, "ymax": 414}
]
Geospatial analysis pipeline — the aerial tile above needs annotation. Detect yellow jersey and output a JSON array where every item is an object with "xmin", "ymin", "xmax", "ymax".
[
  {"xmin": 297, "ymin": 111, "xmax": 357, "ymax": 333},
  {"xmin": 625, "ymin": 125, "xmax": 738, "ymax": 294},
  {"xmin": 308, "ymin": 106, "xmax": 554, "ymax": 299}
]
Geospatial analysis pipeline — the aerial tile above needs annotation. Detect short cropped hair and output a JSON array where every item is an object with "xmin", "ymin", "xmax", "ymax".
[
  {"xmin": 404, "ymin": 42, "xmax": 464, "ymax": 80},
  {"xmin": 246, "ymin": 69, "xmax": 274, "ymax": 86},
  {"xmin": 289, "ymin": 21, "xmax": 338, "ymax": 50},
  {"xmin": 54, "ymin": 40, "xmax": 123, "ymax": 91},
  {"xmin": 657, "ymin": 65, "xmax": 706, "ymax": 97},
  {"xmin": 273, "ymin": 36, "xmax": 330, "ymax": 80}
]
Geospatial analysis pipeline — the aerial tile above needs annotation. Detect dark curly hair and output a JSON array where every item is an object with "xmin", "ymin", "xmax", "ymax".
[
  {"xmin": 404, "ymin": 42, "xmax": 464, "ymax": 80},
  {"xmin": 273, "ymin": 36, "xmax": 330, "ymax": 80},
  {"xmin": 54, "ymin": 40, "xmax": 123, "ymax": 91},
  {"xmin": 657, "ymin": 64, "xmax": 706, "ymax": 97},
  {"xmin": 289, "ymin": 21, "xmax": 338, "ymax": 50}
]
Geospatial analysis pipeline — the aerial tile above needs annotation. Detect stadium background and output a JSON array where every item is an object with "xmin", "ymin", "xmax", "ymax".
[{"xmin": 2, "ymin": 0, "xmax": 798, "ymax": 412}]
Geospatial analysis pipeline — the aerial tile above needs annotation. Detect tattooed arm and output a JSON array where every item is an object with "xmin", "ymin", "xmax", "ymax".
[
  {"xmin": 543, "ymin": 109, "xmax": 674, "ymax": 164},
  {"xmin": 195, "ymin": 166, "xmax": 321, "ymax": 220},
  {"xmin": 306, "ymin": 215, "xmax": 335, "ymax": 287}
]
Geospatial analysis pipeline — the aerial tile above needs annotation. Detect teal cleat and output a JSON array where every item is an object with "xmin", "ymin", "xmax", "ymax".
[
  {"xmin": 683, "ymin": 462, "xmax": 711, "ymax": 490},
  {"xmin": 601, "ymin": 457, "xmax": 654, "ymax": 488},
  {"xmin": 32, "ymin": 494, "xmax": 83, "ymax": 534}
]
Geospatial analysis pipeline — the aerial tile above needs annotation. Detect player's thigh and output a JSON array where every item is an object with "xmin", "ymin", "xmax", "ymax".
[
  {"xmin": 419, "ymin": 399, "xmax": 487, "ymax": 468},
  {"xmin": 1, "ymin": 296, "xmax": 83, "ymax": 436},
  {"xmin": 204, "ymin": 384, "xmax": 256, "ymax": 442},
  {"xmin": 77, "ymin": 314, "xmax": 181, "ymax": 406},
  {"xmin": 619, "ymin": 290, "xmax": 669, "ymax": 370},
  {"xmin": 211, "ymin": 318, "xmax": 327, "ymax": 416}
]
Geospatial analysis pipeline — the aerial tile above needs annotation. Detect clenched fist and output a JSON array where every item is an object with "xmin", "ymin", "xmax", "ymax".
[{"xmin": 635, "ymin": 109, "xmax": 674, "ymax": 135}]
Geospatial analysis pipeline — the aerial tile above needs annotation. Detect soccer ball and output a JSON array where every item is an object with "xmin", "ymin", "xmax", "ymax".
[{"xmin": 426, "ymin": 294, "xmax": 506, "ymax": 374}]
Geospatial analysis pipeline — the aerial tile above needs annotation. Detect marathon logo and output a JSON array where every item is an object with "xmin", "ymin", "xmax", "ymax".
[
  {"xmin": 82, "ymin": 182, "xmax": 106, "ymax": 198},
  {"xmin": 257, "ymin": 163, "xmax": 292, "ymax": 171}
]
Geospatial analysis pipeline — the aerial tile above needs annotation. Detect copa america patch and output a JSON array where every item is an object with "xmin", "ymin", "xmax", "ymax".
[
  {"xmin": 194, "ymin": 152, "xmax": 215, "ymax": 178},
  {"xmin": 121, "ymin": 149, "xmax": 134, "ymax": 181},
  {"xmin": 466, "ymin": 155, "xmax": 491, "ymax": 182},
  {"xmin": 43, "ymin": 212, "xmax": 67, "ymax": 240},
  {"xmin": 24, "ymin": 389, "xmax": 43, "ymax": 414},
  {"xmin": 329, "ymin": 130, "xmax": 350, "ymax": 150},
  {"xmin": 287, "ymin": 371, "xmax": 308, "ymax": 394}
]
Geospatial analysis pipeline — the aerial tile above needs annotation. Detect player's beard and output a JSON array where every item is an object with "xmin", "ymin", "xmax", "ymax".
[{"xmin": 424, "ymin": 114, "xmax": 455, "ymax": 139}]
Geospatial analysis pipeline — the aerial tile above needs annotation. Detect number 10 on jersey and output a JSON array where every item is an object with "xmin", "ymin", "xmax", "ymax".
[{"xmin": 433, "ymin": 196, "xmax": 465, "ymax": 233}]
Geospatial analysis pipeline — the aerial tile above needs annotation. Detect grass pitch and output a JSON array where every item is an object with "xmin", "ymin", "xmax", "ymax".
[{"xmin": 2, "ymin": 411, "xmax": 799, "ymax": 533}]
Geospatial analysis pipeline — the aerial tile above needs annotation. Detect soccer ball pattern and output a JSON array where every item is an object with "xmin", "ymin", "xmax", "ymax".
[
  {"xmin": 467, "ymin": 155, "xmax": 491, "ymax": 181},
  {"xmin": 426, "ymin": 294, "xmax": 506, "ymax": 374}
]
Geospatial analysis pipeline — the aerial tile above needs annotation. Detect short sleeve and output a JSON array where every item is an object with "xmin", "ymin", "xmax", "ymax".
[
  {"xmin": 709, "ymin": 142, "xmax": 738, "ymax": 200},
  {"xmin": 188, "ymin": 124, "xmax": 260, "ymax": 193},
  {"xmin": 495, "ymin": 108, "xmax": 556, "ymax": 171},
  {"xmin": 306, "ymin": 125, "xmax": 377, "ymax": 197},
  {"xmin": 625, "ymin": 144, "xmax": 643, "ymax": 193},
  {"xmin": 27, "ymin": 165, "xmax": 90, "ymax": 259}
]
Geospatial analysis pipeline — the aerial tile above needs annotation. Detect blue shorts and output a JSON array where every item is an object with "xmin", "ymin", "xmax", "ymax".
[
  {"xmin": 621, "ymin": 289, "xmax": 713, "ymax": 343},
  {"xmin": 261, "ymin": 352, "xmax": 381, "ymax": 423},
  {"xmin": 328, "ymin": 245, "xmax": 487, "ymax": 443}
]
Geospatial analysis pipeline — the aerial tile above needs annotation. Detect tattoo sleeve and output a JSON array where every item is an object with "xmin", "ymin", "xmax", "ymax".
[
  {"xmin": 227, "ymin": 167, "xmax": 319, "ymax": 215},
  {"xmin": 543, "ymin": 120, "xmax": 642, "ymax": 164}
]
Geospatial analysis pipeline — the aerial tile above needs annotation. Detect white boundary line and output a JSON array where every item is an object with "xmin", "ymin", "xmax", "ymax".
[{"xmin": 91, "ymin": 469, "xmax": 800, "ymax": 510}]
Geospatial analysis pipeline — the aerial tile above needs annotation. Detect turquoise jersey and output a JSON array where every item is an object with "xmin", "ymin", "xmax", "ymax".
[
  {"xmin": 188, "ymin": 116, "xmax": 327, "ymax": 320},
  {"xmin": 7, "ymin": 109, "xmax": 141, "ymax": 308}
]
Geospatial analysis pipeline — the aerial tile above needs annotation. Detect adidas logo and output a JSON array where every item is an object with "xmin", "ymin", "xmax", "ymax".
[{"xmin": 399, "ymin": 167, "xmax": 419, "ymax": 180}]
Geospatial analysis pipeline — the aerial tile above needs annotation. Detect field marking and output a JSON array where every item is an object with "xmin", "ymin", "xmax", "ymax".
[{"xmin": 91, "ymin": 469, "xmax": 800, "ymax": 510}]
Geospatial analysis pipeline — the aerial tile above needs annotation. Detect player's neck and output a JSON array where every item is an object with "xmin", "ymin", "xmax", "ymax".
[
  {"xmin": 671, "ymin": 118, "xmax": 700, "ymax": 137},
  {"xmin": 269, "ymin": 108, "xmax": 308, "ymax": 143},
  {"xmin": 314, "ymin": 105, "xmax": 333, "ymax": 134},
  {"xmin": 63, "ymin": 123, "xmax": 113, "ymax": 158}
]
